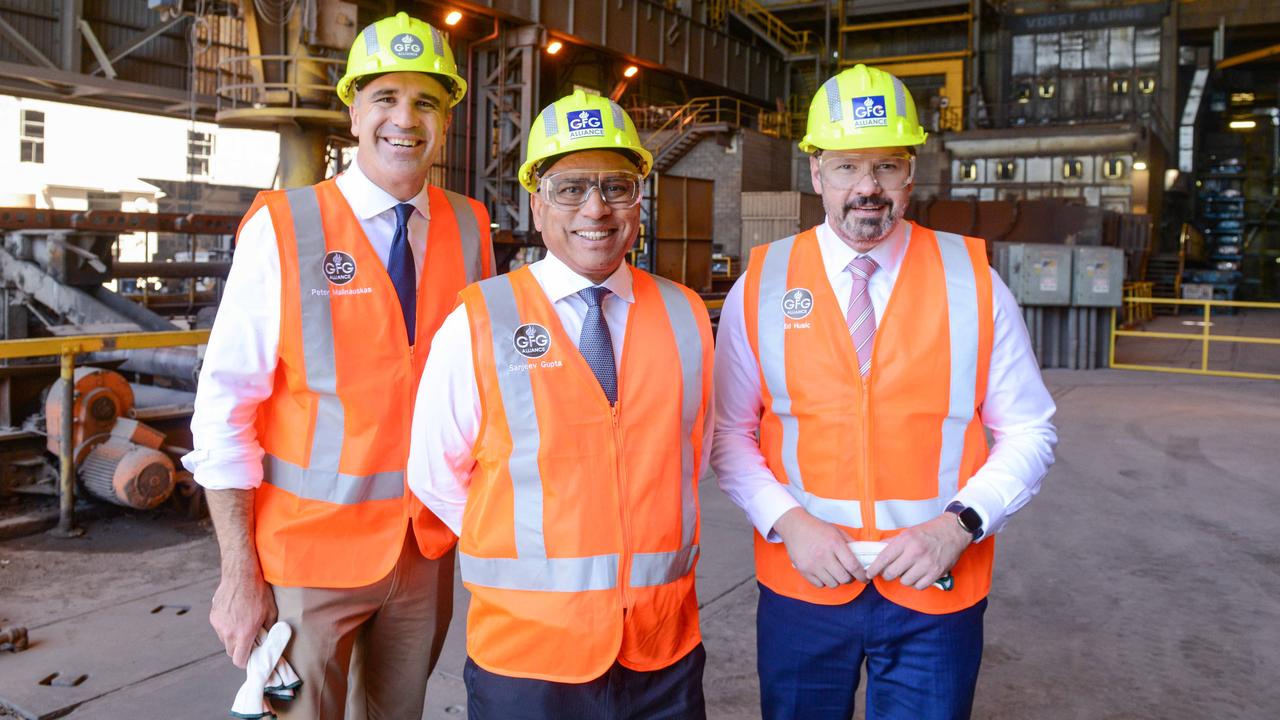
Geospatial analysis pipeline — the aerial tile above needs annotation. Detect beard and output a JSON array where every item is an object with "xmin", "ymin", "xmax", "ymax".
[{"xmin": 833, "ymin": 195, "xmax": 905, "ymax": 246}]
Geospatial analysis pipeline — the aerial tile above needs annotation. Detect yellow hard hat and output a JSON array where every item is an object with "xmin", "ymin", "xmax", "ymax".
[
  {"xmin": 518, "ymin": 90, "xmax": 654, "ymax": 193},
  {"xmin": 799, "ymin": 64, "xmax": 927, "ymax": 153},
  {"xmin": 336, "ymin": 13, "xmax": 466, "ymax": 108}
]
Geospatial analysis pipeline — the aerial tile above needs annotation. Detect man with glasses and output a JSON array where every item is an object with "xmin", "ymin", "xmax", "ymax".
[
  {"xmin": 407, "ymin": 90, "xmax": 713, "ymax": 719},
  {"xmin": 713, "ymin": 64, "xmax": 1057, "ymax": 719}
]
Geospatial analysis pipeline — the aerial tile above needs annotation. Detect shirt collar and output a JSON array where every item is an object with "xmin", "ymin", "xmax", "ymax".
[
  {"xmin": 815, "ymin": 217, "xmax": 911, "ymax": 280},
  {"xmin": 537, "ymin": 251, "xmax": 635, "ymax": 305},
  {"xmin": 339, "ymin": 158, "xmax": 432, "ymax": 222}
]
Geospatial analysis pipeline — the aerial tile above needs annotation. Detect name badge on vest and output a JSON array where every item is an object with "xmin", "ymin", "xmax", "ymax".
[
  {"xmin": 311, "ymin": 251, "xmax": 373, "ymax": 298},
  {"xmin": 782, "ymin": 288, "xmax": 813, "ymax": 330},
  {"xmin": 509, "ymin": 323, "xmax": 563, "ymax": 373}
]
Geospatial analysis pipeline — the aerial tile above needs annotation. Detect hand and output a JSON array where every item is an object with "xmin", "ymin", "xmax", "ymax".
[
  {"xmin": 866, "ymin": 513, "xmax": 971, "ymax": 591},
  {"xmin": 210, "ymin": 568, "xmax": 277, "ymax": 668},
  {"xmin": 772, "ymin": 507, "xmax": 868, "ymax": 588}
]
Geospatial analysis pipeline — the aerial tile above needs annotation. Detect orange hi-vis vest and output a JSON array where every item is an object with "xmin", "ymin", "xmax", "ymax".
[
  {"xmin": 249, "ymin": 178, "xmax": 493, "ymax": 589},
  {"xmin": 743, "ymin": 222, "xmax": 995, "ymax": 614},
  {"xmin": 457, "ymin": 265, "xmax": 713, "ymax": 683}
]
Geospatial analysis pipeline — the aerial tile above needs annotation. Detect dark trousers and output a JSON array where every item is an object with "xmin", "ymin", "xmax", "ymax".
[
  {"xmin": 464, "ymin": 643, "xmax": 706, "ymax": 720},
  {"xmin": 757, "ymin": 583, "xmax": 986, "ymax": 720}
]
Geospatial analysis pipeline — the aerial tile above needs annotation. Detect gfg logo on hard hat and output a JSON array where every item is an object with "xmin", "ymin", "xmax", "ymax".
[
  {"xmin": 781, "ymin": 288, "xmax": 814, "ymax": 319},
  {"xmin": 513, "ymin": 323, "xmax": 552, "ymax": 358},
  {"xmin": 323, "ymin": 251, "xmax": 357, "ymax": 285},
  {"xmin": 391, "ymin": 33, "xmax": 423, "ymax": 59},
  {"xmin": 852, "ymin": 96, "xmax": 888, "ymax": 128},
  {"xmin": 567, "ymin": 109, "xmax": 605, "ymax": 139}
]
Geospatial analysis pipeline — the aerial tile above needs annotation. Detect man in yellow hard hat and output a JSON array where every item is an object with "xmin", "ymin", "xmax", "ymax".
[
  {"xmin": 406, "ymin": 90, "xmax": 714, "ymax": 718},
  {"xmin": 185, "ymin": 12, "xmax": 494, "ymax": 718},
  {"xmin": 713, "ymin": 64, "xmax": 1057, "ymax": 718}
]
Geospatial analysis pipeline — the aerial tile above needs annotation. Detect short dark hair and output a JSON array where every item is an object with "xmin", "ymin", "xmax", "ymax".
[{"xmin": 353, "ymin": 73, "xmax": 455, "ymax": 100}]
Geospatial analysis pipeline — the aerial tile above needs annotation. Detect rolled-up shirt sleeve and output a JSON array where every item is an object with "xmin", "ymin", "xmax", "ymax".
[
  {"xmin": 406, "ymin": 304, "xmax": 481, "ymax": 536},
  {"xmin": 181, "ymin": 207, "xmax": 280, "ymax": 491}
]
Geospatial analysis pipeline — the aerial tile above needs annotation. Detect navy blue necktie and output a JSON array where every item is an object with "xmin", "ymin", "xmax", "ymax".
[
  {"xmin": 577, "ymin": 286, "xmax": 617, "ymax": 405},
  {"xmin": 387, "ymin": 202, "xmax": 416, "ymax": 345}
]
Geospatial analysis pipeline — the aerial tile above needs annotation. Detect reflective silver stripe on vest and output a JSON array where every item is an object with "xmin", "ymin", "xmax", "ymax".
[
  {"xmin": 459, "ymin": 552, "xmax": 618, "ymax": 592},
  {"xmin": 266, "ymin": 187, "xmax": 404, "ymax": 503},
  {"xmin": 463, "ymin": 272, "xmax": 701, "ymax": 593},
  {"xmin": 784, "ymin": 485, "xmax": 862, "ymax": 529},
  {"xmin": 362, "ymin": 24, "xmax": 379, "ymax": 55},
  {"xmin": 476, "ymin": 276, "xmax": 547, "ymax": 558},
  {"xmin": 652, "ymin": 276, "xmax": 702, "ymax": 548},
  {"xmin": 441, "ymin": 189, "xmax": 487, "ymax": 283},
  {"xmin": 631, "ymin": 545, "xmax": 699, "ymax": 588},
  {"xmin": 824, "ymin": 77, "xmax": 843, "ymax": 122},
  {"xmin": 874, "ymin": 230, "xmax": 980, "ymax": 530},
  {"xmin": 263, "ymin": 454, "xmax": 404, "ymax": 504}
]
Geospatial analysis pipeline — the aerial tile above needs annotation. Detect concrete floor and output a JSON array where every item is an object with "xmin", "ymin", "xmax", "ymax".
[{"xmin": 1, "ymin": 368, "xmax": 1278, "ymax": 719}]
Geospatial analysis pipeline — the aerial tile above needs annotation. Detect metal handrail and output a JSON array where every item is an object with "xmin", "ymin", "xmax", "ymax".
[
  {"xmin": 0, "ymin": 329, "xmax": 211, "ymax": 535},
  {"xmin": 708, "ymin": 0, "xmax": 814, "ymax": 54},
  {"xmin": 215, "ymin": 53, "xmax": 345, "ymax": 114},
  {"xmin": 1110, "ymin": 297, "xmax": 1280, "ymax": 381},
  {"xmin": 632, "ymin": 96, "xmax": 769, "ymax": 161}
]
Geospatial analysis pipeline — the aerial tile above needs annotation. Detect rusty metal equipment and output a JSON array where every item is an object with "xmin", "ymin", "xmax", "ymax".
[
  {"xmin": 0, "ymin": 626, "xmax": 29, "ymax": 653},
  {"xmin": 44, "ymin": 367, "xmax": 175, "ymax": 510}
]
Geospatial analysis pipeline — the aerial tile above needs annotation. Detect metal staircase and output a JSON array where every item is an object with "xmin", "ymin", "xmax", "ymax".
[
  {"xmin": 708, "ymin": 0, "xmax": 816, "ymax": 58},
  {"xmin": 632, "ymin": 96, "xmax": 765, "ymax": 172}
]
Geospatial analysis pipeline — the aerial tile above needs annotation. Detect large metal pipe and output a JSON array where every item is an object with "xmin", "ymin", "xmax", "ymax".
[
  {"xmin": 279, "ymin": 124, "xmax": 329, "ymax": 189},
  {"xmin": 54, "ymin": 351, "xmax": 82, "ymax": 537},
  {"xmin": 110, "ymin": 261, "xmax": 231, "ymax": 278}
]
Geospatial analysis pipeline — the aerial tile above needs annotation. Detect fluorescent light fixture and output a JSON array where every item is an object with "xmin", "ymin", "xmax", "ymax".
[
  {"xmin": 1133, "ymin": 160, "xmax": 1148, "ymax": 171},
  {"xmin": 1229, "ymin": 119, "xmax": 1257, "ymax": 130},
  {"xmin": 546, "ymin": 40, "xmax": 563, "ymax": 54},
  {"xmin": 623, "ymin": 65, "xmax": 639, "ymax": 78},
  {"xmin": 444, "ymin": 10, "xmax": 462, "ymax": 25}
]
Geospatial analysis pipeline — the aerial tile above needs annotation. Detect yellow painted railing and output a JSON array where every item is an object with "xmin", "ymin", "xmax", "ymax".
[
  {"xmin": 0, "ymin": 329, "xmax": 210, "ymax": 535},
  {"xmin": 1120, "ymin": 281, "xmax": 1155, "ymax": 327},
  {"xmin": 1110, "ymin": 297, "xmax": 1280, "ymax": 381},
  {"xmin": 709, "ymin": 0, "xmax": 815, "ymax": 54}
]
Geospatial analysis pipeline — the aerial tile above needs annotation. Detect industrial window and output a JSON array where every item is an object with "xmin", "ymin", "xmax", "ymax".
[
  {"xmin": 1110, "ymin": 78, "xmax": 1130, "ymax": 95},
  {"xmin": 1102, "ymin": 157, "xmax": 1126, "ymax": 179},
  {"xmin": 959, "ymin": 161, "xmax": 979, "ymax": 182},
  {"xmin": 995, "ymin": 160, "xmax": 1017, "ymax": 181},
  {"xmin": 1014, "ymin": 82, "xmax": 1033, "ymax": 104},
  {"xmin": 1037, "ymin": 80, "xmax": 1056, "ymax": 99},
  {"xmin": 1138, "ymin": 76, "xmax": 1156, "ymax": 94},
  {"xmin": 187, "ymin": 130, "xmax": 213, "ymax": 177},
  {"xmin": 20, "ymin": 109, "xmax": 44, "ymax": 164},
  {"xmin": 1062, "ymin": 159, "xmax": 1084, "ymax": 180}
]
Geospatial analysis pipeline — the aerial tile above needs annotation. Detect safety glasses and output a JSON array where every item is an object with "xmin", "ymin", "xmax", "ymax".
[
  {"xmin": 538, "ymin": 170, "xmax": 644, "ymax": 210},
  {"xmin": 818, "ymin": 153, "xmax": 915, "ymax": 191}
]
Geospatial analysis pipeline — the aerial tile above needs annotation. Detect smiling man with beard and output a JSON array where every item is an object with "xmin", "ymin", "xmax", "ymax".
[
  {"xmin": 185, "ymin": 13, "xmax": 493, "ymax": 718},
  {"xmin": 407, "ymin": 90, "xmax": 714, "ymax": 719},
  {"xmin": 712, "ymin": 64, "xmax": 1057, "ymax": 719}
]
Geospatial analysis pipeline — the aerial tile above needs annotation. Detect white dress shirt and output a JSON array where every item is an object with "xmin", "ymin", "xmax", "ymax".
[
  {"xmin": 712, "ymin": 219, "xmax": 1057, "ymax": 542},
  {"xmin": 182, "ymin": 160, "xmax": 432, "ymax": 490},
  {"xmin": 406, "ymin": 254, "xmax": 714, "ymax": 535}
]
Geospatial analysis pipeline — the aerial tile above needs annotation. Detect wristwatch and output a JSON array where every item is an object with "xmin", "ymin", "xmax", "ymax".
[{"xmin": 945, "ymin": 501, "xmax": 983, "ymax": 541}]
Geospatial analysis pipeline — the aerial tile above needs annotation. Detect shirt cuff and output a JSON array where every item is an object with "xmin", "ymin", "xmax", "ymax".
[
  {"xmin": 745, "ymin": 483, "xmax": 802, "ymax": 543},
  {"xmin": 951, "ymin": 480, "xmax": 1007, "ymax": 541},
  {"xmin": 182, "ymin": 448, "xmax": 264, "ymax": 491}
]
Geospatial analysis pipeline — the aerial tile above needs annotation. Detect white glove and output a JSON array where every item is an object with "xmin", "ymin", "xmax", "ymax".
[
  {"xmin": 264, "ymin": 635, "xmax": 302, "ymax": 700},
  {"xmin": 230, "ymin": 622, "xmax": 291, "ymax": 719},
  {"xmin": 847, "ymin": 541, "xmax": 955, "ymax": 591}
]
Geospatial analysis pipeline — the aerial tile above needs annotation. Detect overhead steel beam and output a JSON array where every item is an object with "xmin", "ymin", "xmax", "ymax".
[
  {"xmin": 1218, "ymin": 42, "xmax": 1280, "ymax": 70},
  {"xmin": 0, "ymin": 59, "xmax": 217, "ymax": 121},
  {"xmin": 0, "ymin": 15, "xmax": 58, "ymax": 70},
  {"xmin": 59, "ymin": 0, "xmax": 82, "ymax": 72},
  {"xmin": 78, "ymin": 19, "xmax": 116, "ymax": 79},
  {"xmin": 88, "ymin": 13, "xmax": 190, "ymax": 77}
]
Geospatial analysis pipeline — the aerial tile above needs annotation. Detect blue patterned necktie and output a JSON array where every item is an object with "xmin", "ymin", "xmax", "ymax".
[
  {"xmin": 387, "ymin": 202, "xmax": 416, "ymax": 345},
  {"xmin": 577, "ymin": 286, "xmax": 617, "ymax": 405}
]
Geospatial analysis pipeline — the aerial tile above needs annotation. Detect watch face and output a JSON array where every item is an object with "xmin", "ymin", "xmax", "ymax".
[{"xmin": 958, "ymin": 507, "xmax": 982, "ymax": 533}]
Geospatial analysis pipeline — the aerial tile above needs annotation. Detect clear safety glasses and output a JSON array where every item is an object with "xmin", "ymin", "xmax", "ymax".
[
  {"xmin": 818, "ymin": 153, "xmax": 915, "ymax": 191},
  {"xmin": 538, "ymin": 170, "xmax": 644, "ymax": 210}
]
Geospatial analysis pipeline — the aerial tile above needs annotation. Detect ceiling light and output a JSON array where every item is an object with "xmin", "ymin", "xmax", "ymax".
[
  {"xmin": 444, "ymin": 10, "xmax": 462, "ymax": 26},
  {"xmin": 546, "ymin": 40, "xmax": 563, "ymax": 55},
  {"xmin": 1229, "ymin": 119, "xmax": 1257, "ymax": 130},
  {"xmin": 1133, "ymin": 160, "xmax": 1148, "ymax": 171},
  {"xmin": 623, "ymin": 65, "xmax": 639, "ymax": 78}
]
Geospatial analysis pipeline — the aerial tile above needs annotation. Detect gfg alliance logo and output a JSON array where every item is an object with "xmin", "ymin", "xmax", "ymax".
[
  {"xmin": 567, "ymin": 109, "xmax": 604, "ymax": 139},
  {"xmin": 851, "ymin": 95, "xmax": 887, "ymax": 128},
  {"xmin": 323, "ymin": 251, "xmax": 357, "ymax": 285},
  {"xmin": 391, "ymin": 33, "xmax": 423, "ymax": 59},
  {"xmin": 781, "ymin": 288, "xmax": 814, "ymax": 319},
  {"xmin": 513, "ymin": 323, "xmax": 552, "ymax": 358}
]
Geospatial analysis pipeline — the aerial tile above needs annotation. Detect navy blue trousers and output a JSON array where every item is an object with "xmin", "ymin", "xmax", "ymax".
[
  {"xmin": 464, "ymin": 643, "xmax": 706, "ymax": 720},
  {"xmin": 757, "ymin": 583, "xmax": 986, "ymax": 720}
]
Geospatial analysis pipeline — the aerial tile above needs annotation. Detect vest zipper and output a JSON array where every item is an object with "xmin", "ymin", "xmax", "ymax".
[{"xmin": 613, "ymin": 402, "xmax": 633, "ymax": 617}]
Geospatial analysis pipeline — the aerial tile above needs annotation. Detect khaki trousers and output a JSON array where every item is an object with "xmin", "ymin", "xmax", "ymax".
[{"xmin": 272, "ymin": 529, "xmax": 454, "ymax": 720}]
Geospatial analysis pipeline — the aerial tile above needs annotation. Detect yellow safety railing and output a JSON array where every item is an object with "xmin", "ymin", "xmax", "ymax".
[
  {"xmin": 1120, "ymin": 281, "xmax": 1154, "ymax": 327},
  {"xmin": 1110, "ymin": 297, "xmax": 1280, "ymax": 381},
  {"xmin": 0, "ymin": 329, "xmax": 211, "ymax": 536},
  {"xmin": 708, "ymin": 0, "xmax": 815, "ymax": 54}
]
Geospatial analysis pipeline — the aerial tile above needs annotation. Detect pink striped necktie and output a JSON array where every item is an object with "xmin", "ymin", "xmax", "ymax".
[{"xmin": 845, "ymin": 256, "xmax": 879, "ymax": 376}]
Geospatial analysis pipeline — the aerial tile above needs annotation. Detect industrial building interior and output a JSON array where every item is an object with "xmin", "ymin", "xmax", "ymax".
[{"xmin": 0, "ymin": 1, "xmax": 1277, "ymax": 718}]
